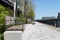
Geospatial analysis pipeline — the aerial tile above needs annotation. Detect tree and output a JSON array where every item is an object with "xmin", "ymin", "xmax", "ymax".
[
  {"xmin": 28, "ymin": 0, "xmax": 35, "ymax": 20},
  {"xmin": 19, "ymin": 14, "xmax": 26, "ymax": 23},
  {"xmin": 29, "ymin": 8, "xmax": 35, "ymax": 20},
  {"xmin": 0, "ymin": 4, "xmax": 13, "ymax": 24},
  {"xmin": 25, "ymin": 0, "xmax": 35, "ymax": 20},
  {"xmin": 10, "ymin": 0, "xmax": 35, "ymax": 23}
]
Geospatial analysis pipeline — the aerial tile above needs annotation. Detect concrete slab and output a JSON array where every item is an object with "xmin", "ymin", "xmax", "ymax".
[{"xmin": 4, "ymin": 31, "xmax": 22, "ymax": 40}]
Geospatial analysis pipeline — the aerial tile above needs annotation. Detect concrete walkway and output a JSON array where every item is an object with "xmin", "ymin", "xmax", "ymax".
[{"xmin": 22, "ymin": 22, "xmax": 60, "ymax": 40}]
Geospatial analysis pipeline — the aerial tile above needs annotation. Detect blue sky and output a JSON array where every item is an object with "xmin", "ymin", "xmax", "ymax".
[{"xmin": 34, "ymin": 0, "xmax": 60, "ymax": 20}]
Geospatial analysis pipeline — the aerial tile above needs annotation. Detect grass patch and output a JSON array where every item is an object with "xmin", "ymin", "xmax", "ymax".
[{"xmin": 0, "ymin": 34, "xmax": 4, "ymax": 40}]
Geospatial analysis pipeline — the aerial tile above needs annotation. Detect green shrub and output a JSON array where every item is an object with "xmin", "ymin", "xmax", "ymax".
[
  {"xmin": 0, "ymin": 4, "xmax": 13, "ymax": 24},
  {"xmin": 0, "ymin": 34, "xmax": 4, "ymax": 40},
  {"xmin": 0, "ymin": 25, "xmax": 6, "ymax": 34}
]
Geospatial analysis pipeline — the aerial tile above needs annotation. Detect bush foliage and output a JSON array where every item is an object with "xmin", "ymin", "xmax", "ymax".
[
  {"xmin": 0, "ymin": 4, "xmax": 13, "ymax": 24},
  {"xmin": 0, "ymin": 25, "xmax": 6, "ymax": 34}
]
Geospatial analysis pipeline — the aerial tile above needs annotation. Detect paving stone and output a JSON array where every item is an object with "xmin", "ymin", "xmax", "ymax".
[{"xmin": 22, "ymin": 22, "xmax": 60, "ymax": 40}]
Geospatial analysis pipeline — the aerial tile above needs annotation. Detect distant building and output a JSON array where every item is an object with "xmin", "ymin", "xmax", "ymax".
[
  {"xmin": 41, "ymin": 13, "xmax": 60, "ymax": 27},
  {"xmin": 42, "ymin": 16, "xmax": 56, "ymax": 20},
  {"xmin": 57, "ymin": 13, "xmax": 60, "ymax": 19}
]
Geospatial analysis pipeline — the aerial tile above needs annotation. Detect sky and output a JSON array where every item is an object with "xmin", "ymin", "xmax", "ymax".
[{"xmin": 34, "ymin": 0, "xmax": 60, "ymax": 20}]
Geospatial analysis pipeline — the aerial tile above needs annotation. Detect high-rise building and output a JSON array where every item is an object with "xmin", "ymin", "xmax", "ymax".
[{"xmin": 57, "ymin": 13, "xmax": 60, "ymax": 19}]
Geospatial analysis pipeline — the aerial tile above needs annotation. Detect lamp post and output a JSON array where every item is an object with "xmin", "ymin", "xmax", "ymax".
[
  {"xmin": 14, "ymin": 2, "xmax": 16, "ymax": 19},
  {"xmin": 14, "ymin": 0, "xmax": 17, "ymax": 19},
  {"xmin": 14, "ymin": 0, "xmax": 17, "ymax": 25}
]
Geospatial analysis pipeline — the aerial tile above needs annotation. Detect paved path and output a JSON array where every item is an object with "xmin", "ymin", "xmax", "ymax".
[{"xmin": 22, "ymin": 22, "xmax": 60, "ymax": 40}]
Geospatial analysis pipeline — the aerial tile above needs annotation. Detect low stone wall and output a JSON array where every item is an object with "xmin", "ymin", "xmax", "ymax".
[{"xmin": 5, "ymin": 16, "xmax": 14, "ymax": 25}]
